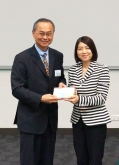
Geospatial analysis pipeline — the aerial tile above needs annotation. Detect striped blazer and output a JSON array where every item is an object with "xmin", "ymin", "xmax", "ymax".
[{"xmin": 68, "ymin": 61, "xmax": 111, "ymax": 126}]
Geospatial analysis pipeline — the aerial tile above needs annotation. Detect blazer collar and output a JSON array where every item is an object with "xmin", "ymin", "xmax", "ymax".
[
  {"xmin": 30, "ymin": 45, "xmax": 55, "ymax": 78},
  {"xmin": 75, "ymin": 61, "xmax": 97, "ymax": 83}
]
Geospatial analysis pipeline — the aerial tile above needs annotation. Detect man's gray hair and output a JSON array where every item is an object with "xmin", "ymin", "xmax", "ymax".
[{"xmin": 32, "ymin": 18, "xmax": 55, "ymax": 32}]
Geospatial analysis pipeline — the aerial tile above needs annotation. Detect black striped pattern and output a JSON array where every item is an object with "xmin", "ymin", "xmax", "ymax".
[{"xmin": 68, "ymin": 61, "xmax": 111, "ymax": 126}]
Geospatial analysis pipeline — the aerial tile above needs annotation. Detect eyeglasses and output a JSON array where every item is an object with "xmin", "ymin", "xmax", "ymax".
[{"xmin": 35, "ymin": 32, "xmax": 53, "ymax": 37}]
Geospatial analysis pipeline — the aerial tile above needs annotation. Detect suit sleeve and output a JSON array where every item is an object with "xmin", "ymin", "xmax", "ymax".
[
  {"xmin": 78, "ymin": 66, "xmax": 110, "ymax": 107},
  {"xmin": 11, "ymin": 55, "xmax": 41, "ymax": 110}
]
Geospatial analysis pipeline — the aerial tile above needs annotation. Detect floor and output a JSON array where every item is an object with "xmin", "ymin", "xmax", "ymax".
[{"xmin": 0, "ymin": 131, "xmax": 119, "ymax": 165}]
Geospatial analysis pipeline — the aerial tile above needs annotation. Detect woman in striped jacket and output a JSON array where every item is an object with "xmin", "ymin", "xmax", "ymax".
[{"xmin": 66, "ymin": 36, "xmax": 111, "ymax": 165}]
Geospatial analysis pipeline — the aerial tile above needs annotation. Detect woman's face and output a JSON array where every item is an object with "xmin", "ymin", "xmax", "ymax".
[{"xmin": 77, "ymin": 42, "xmax": 93, "ymax": 63}]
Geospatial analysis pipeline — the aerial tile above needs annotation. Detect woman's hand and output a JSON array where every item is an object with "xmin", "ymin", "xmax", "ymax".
[
  {"xmin": 64, "ymin": 95, "xmax": 79, "ymax": 104},
  {"xmin": 63, "ymin": 86, "xmax": 79, "ymax": 104},
  {"xmin": 72, "ymin": 86, "xmax": 77, "ymax": 95}
]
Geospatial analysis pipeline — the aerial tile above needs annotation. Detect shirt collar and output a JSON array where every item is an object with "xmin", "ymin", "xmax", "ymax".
[{"xmin": 35, "ymin": 44, "xmax": 49, "ymax": 56}]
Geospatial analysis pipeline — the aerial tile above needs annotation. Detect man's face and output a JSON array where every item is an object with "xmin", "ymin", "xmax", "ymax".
[{"xmin": 32, "ymin": 22, "xmax": 54, "ymax": 51}]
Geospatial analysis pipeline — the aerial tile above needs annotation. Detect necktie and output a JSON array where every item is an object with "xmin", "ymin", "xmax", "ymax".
[{"xmin": 42, "ymin": 53, "xmax": 49, "ymax": 76}]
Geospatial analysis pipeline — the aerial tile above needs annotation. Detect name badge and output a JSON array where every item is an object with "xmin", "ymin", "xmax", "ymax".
[{"xmin": 55, "ymin": 70, "xmax": 61, "ymax": 77}]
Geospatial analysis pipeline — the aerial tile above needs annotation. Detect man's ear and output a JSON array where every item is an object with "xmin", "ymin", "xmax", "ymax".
[{"xmin": 32, "ymin": 31, "xmax": 35, "ymax": 38}]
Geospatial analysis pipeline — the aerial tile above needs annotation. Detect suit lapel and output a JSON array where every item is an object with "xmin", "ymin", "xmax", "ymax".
[
  {"xmin": 75, "ymin": 62, "xmax": 82, "ymax": 83},
  {"xmin": 49, "ymin": 48, "xmax": 55, "ymax": 78},
  {"xmin": 83, "ymin": 61, "xmax": 96, "ymax": 83},
  {"xmin": 83, "ymin": 63, "xmax": 94, "ymax": 81},
  {"xmin": 30, "ymin": 45, "xmax": 48, "ymax": 77},
  {"xmin": 75, "ymin": 61, "xmax": 96, "ymax": 84}
]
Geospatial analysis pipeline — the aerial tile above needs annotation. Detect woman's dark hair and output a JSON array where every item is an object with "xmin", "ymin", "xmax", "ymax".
[{"xmin": 74, "ymin": 36, "xmax": 98, "ymax": 63}]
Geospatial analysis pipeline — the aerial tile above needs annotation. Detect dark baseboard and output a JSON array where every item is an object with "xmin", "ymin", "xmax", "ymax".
[
  {"xmin": 0, "ymin": 128, "xmax": 119, "ymax": 136},
  {"xmin": 0, "ymin": 128, "xmax": 19, "ymax": 135},
  {"xmin": 57, "ymin": 128, "xmax": 119, "ymax": 136}
]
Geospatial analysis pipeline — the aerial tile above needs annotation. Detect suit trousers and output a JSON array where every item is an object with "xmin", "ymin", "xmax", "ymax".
[
  {"xmin": 20, "ymin": 124, "xmax": 56, "ymax": 165},
  {"xmin": 72, "ymin": 117, "xmax": 107, "ymax": 165}
]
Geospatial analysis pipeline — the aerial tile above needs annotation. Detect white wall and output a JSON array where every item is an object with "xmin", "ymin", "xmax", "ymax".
[
  {"xmin": 0, "ymin": 70, "xmax": 119, "ymax": 128},
  {"xmin": 0, "ymin": 0, "xmax": 119, "ymax": 66}
]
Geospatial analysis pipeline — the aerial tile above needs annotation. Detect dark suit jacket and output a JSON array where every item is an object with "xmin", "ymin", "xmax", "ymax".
[{"xmin": 11, "ymin": 45, "xmax": 66, "ymax": 134}]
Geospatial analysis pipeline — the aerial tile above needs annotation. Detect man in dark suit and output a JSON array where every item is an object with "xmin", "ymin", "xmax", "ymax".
[{"xmin": 11, "ymin": 18, "xmax": 66, "ymax": 165}]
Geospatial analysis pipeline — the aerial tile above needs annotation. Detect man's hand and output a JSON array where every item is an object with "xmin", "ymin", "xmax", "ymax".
[
  {"xmin": 64, "ymin": 95, "xmax": 79, "ymax": 104},
  {"xmin": 41, "ymin": 94, "xmax": 60, "ymax": 104},
  {"xmin": 58, "ymin": 82, "xmax": 66, "ymax": 88}
]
